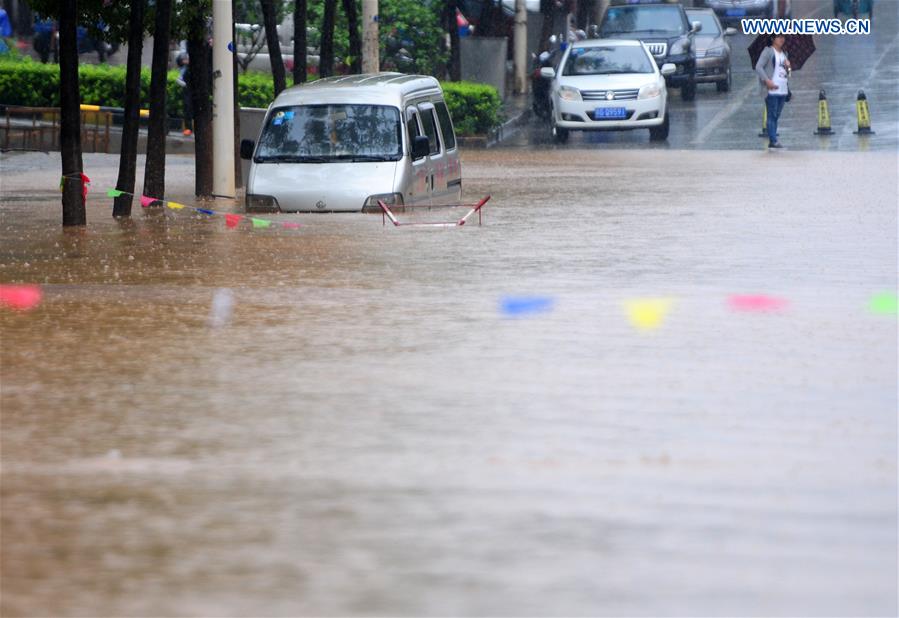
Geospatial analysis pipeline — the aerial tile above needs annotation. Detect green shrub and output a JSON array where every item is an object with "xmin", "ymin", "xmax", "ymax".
[
  {"xmin": 0, "ymin": 60, "xmax": 501, "ymax": 135},
  {"xmin": 440, "ymin": 81, "xmax": 502, "ymax": 135}
]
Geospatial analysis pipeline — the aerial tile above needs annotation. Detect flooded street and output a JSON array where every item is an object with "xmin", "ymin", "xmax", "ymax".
[{"xmin": 1, "ymin": 149, "xmax": 897, "ymax": 616}]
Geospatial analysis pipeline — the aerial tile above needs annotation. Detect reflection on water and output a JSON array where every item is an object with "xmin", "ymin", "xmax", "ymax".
[{"xmin": 1, "ymin": 149, "xmax": 896, "ymax": 616}]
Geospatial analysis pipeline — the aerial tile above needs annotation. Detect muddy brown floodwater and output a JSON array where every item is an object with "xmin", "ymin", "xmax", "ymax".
[{"xmin": 1, "ymin": 149, "xmax": 896, "ymax": 616}]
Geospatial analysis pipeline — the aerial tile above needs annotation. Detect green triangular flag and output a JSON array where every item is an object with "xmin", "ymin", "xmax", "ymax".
[
  {"xmin": 870, "ymin": 293, "xmax": 898, "ymax": 314},
  {"xmin": 251, "ymin": 218, "xmax": 272, "ymax": 229},
  {"xmin": 107, "ymin": 188, "xmax": 124, "ymax": 197}
]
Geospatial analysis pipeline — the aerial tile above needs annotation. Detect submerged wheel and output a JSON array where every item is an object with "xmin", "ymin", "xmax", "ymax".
[
  {"xmin": 649, "ymin": 109, "xmax": 670, "ymax": 141},
  {"xmin": 552, "ymin": 124, "xmax": 569, "ymax": 144},
  {"xmin": 717, "ymin": 68, "xmax": 732, "ymax": 92}
]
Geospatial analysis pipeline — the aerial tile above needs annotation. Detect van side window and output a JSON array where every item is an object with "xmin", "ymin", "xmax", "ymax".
[
  {"xmin": 435, "ymin": 102, "xmax": 456, "ymax": 151},
  {"xmin": 406, "ymin": 109, "xmax": 421, "ymax": 148},
  {"xmin": 420, "ymin": 108, "xmax": 441, "ymax": 156}
]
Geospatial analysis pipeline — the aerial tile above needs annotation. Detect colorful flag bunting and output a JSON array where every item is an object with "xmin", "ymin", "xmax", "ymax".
[
  {"xmin": 625, "ymin": 298, "xmax": 672, "ymax": 331},
  {"xmin": 225, "ymin": 214, "xmax": 242, "ymax": 229},
  {"xmin": 728, "ymin": 295, "xmax": 788, "ymax": 312},
  {"xmin": 501, "ymin": 296, "xmax": 554, "ymax": 316},
  {"xmin": 251, "ymin": 218, "xmax": 272, "ymax": 229},
  {"xmin": 167, "ymin": 201, "xmax": 186, "ymax": 210},
  {"xmin": 196, "ymin": 208, "xmax": 215, "ymax": 216},
  {"xmin": 281, "ymin": 222, "xmax": 300, "ymax": 229},
  {"xmin": 140, "ymin": 195, "xmax": 159, "ymax": 208},
  {"xmin": 869, "ymin": 293, "xmax": 898, "ymax": 314},
  {"xmin": 107, "ymin": 188, "xmax": 124, "ymax": 198},
  {"xmin": 0, "ymin": 285, "xmax": 43, "ymax": 311}
]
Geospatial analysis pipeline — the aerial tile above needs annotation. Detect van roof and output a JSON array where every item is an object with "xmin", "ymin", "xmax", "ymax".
[{"xmin": 271, "ymin": 73, "xmax": 443, "ymax": 108}]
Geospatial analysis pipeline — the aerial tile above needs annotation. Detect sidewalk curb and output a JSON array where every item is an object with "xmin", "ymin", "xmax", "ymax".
[{"xmin": 458, "ymin": 105, "xmax": 532, "ymax": 149}]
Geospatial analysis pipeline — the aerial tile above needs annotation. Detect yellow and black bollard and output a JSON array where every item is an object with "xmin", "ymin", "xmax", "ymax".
[
  {"xmin": 853, "ymin": 90, "xmax": 874, "ymax": 135},
  {"xmin": 814, "ymin": 90, "xmax": 834, "ymax": 135}
]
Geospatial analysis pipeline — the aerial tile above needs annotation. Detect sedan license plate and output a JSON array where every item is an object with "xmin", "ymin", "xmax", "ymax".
[
  {"xmin": 725, "ymin": 8, "xmax": 746, "ymax": 16},
  {"xmin": 595, "ymin": 107, "xmax": 627, "ymax": 120}
]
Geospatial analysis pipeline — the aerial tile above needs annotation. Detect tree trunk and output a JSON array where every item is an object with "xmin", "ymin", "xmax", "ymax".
[
  {"xmin": 540, "ymin": 0, "xmax": 554, "ymax": 51},
  {"xmin": 187, "ymin": 20, "xmax": 213, "ymax": 197},
  {"xmin": 113, "ymin": 0, "xmax": 146, "ymax": 218},
  {"xmin": 293, "ymin": 0, "xmax": 307, "ymax": 83},
  {"xmin": 233, "ymin": 0, "xmax": 242, "ymax": 189},
  {"xmin": 260, "ymin": 0, "xmax": 286, "ymax": 95},
  {"xmin": 342, "ymin": 0, "xmax": 361, "ymax": 73},
  {"xmin": 444, "ymin": 0, "xmax": 460, "ymax": 81},
  {"xmin": 142, "ymin": 0, "xmax": 172, "ymax": 201},
  {"xmin": 58, "ymin": 0, "xmax": 85, "ymax": 226},
  {"xmin": 319, "ymin": 0, "xmax": 336, "ymax": 78}
]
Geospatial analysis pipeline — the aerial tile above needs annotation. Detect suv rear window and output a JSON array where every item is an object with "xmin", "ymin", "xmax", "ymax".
[
  {"xmin": 600, "ymin": 5, "xmax": 687, "ymax": 36},
  {"xmin": 435, "ymin": 102, "xmax": 456, "ymax": 151}
]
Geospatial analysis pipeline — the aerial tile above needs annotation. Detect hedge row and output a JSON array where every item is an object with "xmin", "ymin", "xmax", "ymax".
[{"xmin": 0, "ymin": 59, "xmax": 501, "ymax": 135}]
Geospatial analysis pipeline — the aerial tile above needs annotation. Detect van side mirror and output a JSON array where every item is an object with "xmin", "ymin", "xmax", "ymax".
[
  {"xmin": 539, "ymin": 66, "xmax": 555, "ymax": 79},
  {"xmin": 691, "ymin": 21, "xmax": 702, "ymax": 34},
  {"xmin": 411, "ymin": 135, "xmax": 429, "ymax": 160},
  {"xmin": 724, "ymin": 27, "xmax": 737, "ymax": 36},
  {"xmin": 240, "ymin": 139, "xmax": 255, "ymax": 160},
  {"xmin": 660, "ymin": 63, "xmax": 676, "ymax": 76}
]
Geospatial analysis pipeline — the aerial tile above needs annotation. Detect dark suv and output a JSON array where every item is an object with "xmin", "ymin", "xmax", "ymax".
[{"xmin": 598, "ymin": 1, "xmax": 701, "ymax": 101}]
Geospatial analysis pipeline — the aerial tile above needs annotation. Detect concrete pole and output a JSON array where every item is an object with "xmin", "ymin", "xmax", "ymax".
[
  {"xmin": 362, "ymin": 0, "xmax": 379, "ymax": 73},
  {"xmin": 513, "ymin": 0, "xmax": 527, "ymax": 94},
  {"xmin": 212, "ymin": 0, "xmax": 236, "ymax": 197}
]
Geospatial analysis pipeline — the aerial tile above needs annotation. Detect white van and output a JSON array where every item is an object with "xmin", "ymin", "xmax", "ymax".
[{"xmin": 240, "ymin": 73, "xmax": 462, "ymax": 213}]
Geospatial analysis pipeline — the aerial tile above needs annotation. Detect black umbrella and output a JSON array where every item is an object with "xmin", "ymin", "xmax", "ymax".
[{"xmin": 748, "ymin": 34, "xmax": 816, "ymax": 70}]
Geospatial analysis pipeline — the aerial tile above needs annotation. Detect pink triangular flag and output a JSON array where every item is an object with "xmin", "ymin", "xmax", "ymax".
[
  {"xmin": 0, "ymin": 285, "xmax": 43, "ymax": 311},
  {"xmin": 281, "ymin": 222, "xmax": 300, "ymax": 229},
  {"xmin": 225, "ymin": 214, "xmax": 242, "ymax": 229},
  {"xmin": 140, "ymin": 195, "xmax": 159, "ymax": 208}
]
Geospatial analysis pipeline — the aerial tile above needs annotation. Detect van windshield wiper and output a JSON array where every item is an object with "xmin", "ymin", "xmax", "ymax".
[
  {"xmin": 256, "ymin": 154, "xmax": 329, "ymax": 163},
  {"xmin": 332, "ymin": 154, "xmax": 398, "ymax": 162}
]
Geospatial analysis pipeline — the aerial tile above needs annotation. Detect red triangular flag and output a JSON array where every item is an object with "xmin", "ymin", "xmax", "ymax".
[
  {"xmin": 140, "ymin": 195, "xmax": 158, "ymax": 208},
  {"xmin": 0, "ymin": 285, "xmax": 43, "ymax": 311},
  {"xmin": 225, "ymin": 214, "xmax": 242, "ymax": 229}
]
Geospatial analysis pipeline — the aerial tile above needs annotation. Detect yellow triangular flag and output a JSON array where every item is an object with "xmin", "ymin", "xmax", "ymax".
[
  {"xmin": 624, "ymin": 298, "xmax": 672, "ymax": 331},
  {"xmin": 167, "ymin": 201, "xmax": 186, "ymax": 210}
]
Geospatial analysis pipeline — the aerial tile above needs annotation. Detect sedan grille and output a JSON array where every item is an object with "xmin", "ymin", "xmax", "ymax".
[
  {"xmin": 580, "ymin": 89, "xmax": 640, "ymax": 101},
  {"xmin": 646, "ymin": 42, "xmax": 667, "ymax": 57}
]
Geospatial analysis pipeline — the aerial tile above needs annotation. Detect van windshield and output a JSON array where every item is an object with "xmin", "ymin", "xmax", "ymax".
[{"xmin": 255, "ymin": 104, "xmax": 403, "ymax": 162}]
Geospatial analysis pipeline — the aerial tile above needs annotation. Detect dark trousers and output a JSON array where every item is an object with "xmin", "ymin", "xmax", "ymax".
[{"xmin": 766, "ymin": 94, "xmax": 787, "ymax": 144}]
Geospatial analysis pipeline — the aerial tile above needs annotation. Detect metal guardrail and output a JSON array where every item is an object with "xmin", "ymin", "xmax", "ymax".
[{"xmin": 1, "ymin": 105, "xmax": 112, "ymax": 153}]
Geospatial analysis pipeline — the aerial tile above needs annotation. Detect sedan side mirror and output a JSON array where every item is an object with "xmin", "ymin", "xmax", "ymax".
[
  {"xmin": 411, "ymin": 135, "xmax": 430, "ymax": 160},
  {"xmin": 724, "ymin": 27, "xmax": 737, "ymax": 36},
  {"xmin": 240, "ymin": 139, "xmax": 255, "ymax": 160},
  {"xmin": 660, "ymin": 63, "xmax": 676, "ymax": 76},
  {"xmin": 539, "ymin": 66, "xmax": 556, "ymax": 79},
  {"xmin": 691, "ymin": 21, "xmax": 702, "ymax": 34}
]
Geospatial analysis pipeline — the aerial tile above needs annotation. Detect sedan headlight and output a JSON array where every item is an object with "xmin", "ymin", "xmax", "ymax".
[
  {"xmin": 705, "ymin": 46, "xmax": 726, "ymax": 57},
  {"xmin": 670, "ymin": 38, "xmax": 690, "ymax": 55},
  {"xmin": 558, "ymin": 85, "xmax": 582, "ymax": 102},
  {"xmin": 638, "ymin": 83, "xmax": 662, "ymax": 99}
]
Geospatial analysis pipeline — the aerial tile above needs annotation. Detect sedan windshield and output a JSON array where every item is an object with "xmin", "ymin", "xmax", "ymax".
[
  {"xmin": 563, "ymin": 46, "xmax": 655, "ymax": 76},
  {"xmin": 255, "ymin": 104, "xmax": 402, "ymax": 162},
  {"xmin": 600, "ymin": 6, "xmax": 686, "ymax": 36},
  {"xmin": 686, "ymin": 12, "xmax": 721, "ymax": 35}
]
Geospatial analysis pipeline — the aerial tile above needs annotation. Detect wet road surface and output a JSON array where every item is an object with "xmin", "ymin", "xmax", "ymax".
[
  {"xmin": 508, "ymin": 0, "xmax": 898, "ymax": 152},
  {"xmin": 1, "ymin": 146, "xmax": 896, "ymax": 615}
]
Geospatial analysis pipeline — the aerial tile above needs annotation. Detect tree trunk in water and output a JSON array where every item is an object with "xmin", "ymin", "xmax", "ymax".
[
  {"xmin": 142, "ymin": 0, "xmax": 172, "ymax": 201},
  {"xmin": 319, "ymin": 0, "xmax": 336, "ymax": 78},
  {"xmin": 260, "ymin": 0, "xmax": 286, "ymax": 95},
  {"xmin": 342, "ymin": 0, "xmax": 361, "ymax": 73},
  {"xmin": 188, "ymin": 24, "xmax": 213, "ymax": 197},
  {"xmin": 59, "ymin": 0, "xmax": 85, "ymax": 226},
  {"xmin": 293, "ymin": 0, "xmax": 307, "ymax": 83},
  {"xmin": 113, "ymin": 0, "xmax": 146, "ymax": 218},
  {"xmin": 540, "ymin": 0, "xmax": 554, "ymax": 51}
]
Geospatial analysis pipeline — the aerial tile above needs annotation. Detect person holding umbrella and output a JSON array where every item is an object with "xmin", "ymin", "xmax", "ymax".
[{"xmin": 755, "ymin": 34, "xmax": 791, "ymax": 149}]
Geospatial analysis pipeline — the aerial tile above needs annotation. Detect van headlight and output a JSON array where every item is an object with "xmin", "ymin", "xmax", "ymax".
[
  {"xmin": 558, "ymin": 86, "xmax": 582, "ymax": 102},
  {"xmin": 364, "ymin": 192, "xmax": 404, "ymax": 208},
  {"xmin": 246, "ymin": 194, "xmax": 280, "ymax": 212},
  {"xmin": 638, "ymin": 83, "xmax": 662, "ymax": 99}
]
